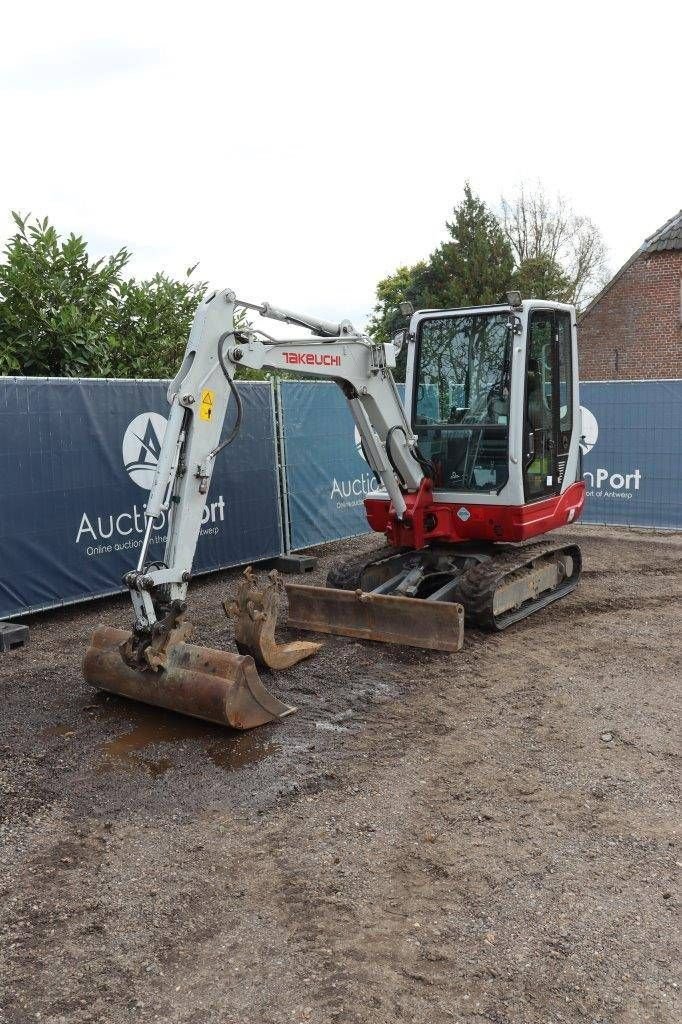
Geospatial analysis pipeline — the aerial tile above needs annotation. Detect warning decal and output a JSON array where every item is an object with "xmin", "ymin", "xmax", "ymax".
[{"xmin": 199, "ymin": 389, "xmax": 215, "ymax": 421}]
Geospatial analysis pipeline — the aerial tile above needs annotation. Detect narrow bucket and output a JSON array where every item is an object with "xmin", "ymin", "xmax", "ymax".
[
  {"xmin": 286, "ymin": 585, "xmax": 464, "ymax": 653},
  {"xmin": 225, "ymin": 568, "xmax": 322, "ymax": 670},
  {"xmin": 83, "ymin": 625, "xmax": 296, "ymax": 729}
]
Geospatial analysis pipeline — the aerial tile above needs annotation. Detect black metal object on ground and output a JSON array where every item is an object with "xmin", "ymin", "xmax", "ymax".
[
  {"xmin": 274, "ymin": 554, "xmax": 317, "ymax": 574},
  {"xmin": 0, "ymin": 622, "xmax": 29, "ymax": 652}
]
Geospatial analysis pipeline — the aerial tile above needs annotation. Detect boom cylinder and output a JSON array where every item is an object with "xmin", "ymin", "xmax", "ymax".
[{"xmin": 244, "ymin": 299, "xmax": 353, "ymax": 338}]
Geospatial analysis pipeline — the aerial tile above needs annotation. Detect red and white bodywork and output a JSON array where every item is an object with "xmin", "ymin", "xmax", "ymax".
[{"xmin": 364, "ymin": 300, "xmax": 585, "ymax": 550}]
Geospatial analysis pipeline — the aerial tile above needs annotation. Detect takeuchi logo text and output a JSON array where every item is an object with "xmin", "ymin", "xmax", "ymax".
[{"xmin": 283, "ymin": 352, "xmax": 341, "ymax": 367}]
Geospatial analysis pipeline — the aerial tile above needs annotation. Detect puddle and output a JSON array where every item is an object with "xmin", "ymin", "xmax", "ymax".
[
  {"xmin": 41, "ymin": 724, "xmax": 77, "ymax": 739},
  {"xmin": 94, "ymin": 697, "xmax": 278, "ymax": 777}
]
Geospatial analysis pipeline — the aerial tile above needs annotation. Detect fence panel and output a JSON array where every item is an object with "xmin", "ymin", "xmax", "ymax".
[
  {"xmin": 278, "ymin": 381, "xmax": 381, "ymax": 549},
  {"xmin": 2, "ymin": 376, "xmax": 678, "ymax": 620},
  {"xmin": 0, "ymin": 378, "xmax": 283, "ymax": 619},
  {"xmin": 580, "ymin": 380, "xmax": 681, "ymax": 529},
  {"xmin": 279, "ymin": 378, "xmax": 681, "ymax": 547}
]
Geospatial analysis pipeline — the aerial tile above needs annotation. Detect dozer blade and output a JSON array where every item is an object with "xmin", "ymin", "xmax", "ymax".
[
  {"xmin": 83, "ymin": 625, "xmax": 296, "ymax": 730},
  {"xmin": 225, "ymin": 567, "xmax": 322, "ymax": 670},
  {"xmin": 286, "ymin": 584, "xmax": 464, "ymax": 653}
]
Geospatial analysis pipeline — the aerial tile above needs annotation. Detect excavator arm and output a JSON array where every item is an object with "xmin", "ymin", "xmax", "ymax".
[{"xmin": 124, "ymin": 287, "xmax": 425, "ymax": 635}]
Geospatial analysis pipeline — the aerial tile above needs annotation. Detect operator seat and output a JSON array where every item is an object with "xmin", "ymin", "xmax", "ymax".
[{"xmin": 527, "ymin": 359, "xmax": 552, "ymax": 431}]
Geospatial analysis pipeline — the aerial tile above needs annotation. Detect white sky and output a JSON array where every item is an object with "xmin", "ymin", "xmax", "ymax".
[{"xmin": 1, "ymin": 0, "xmax": 680, "ymax": 330}]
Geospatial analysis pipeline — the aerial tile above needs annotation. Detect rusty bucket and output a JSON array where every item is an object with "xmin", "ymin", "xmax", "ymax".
[
  {"xmin": 83, "ymin": 625, "xmax": 296, "ymax": 729},
  {"xmin": 225, "ymin": 568, "xmax": 322, "ymax": 670}
]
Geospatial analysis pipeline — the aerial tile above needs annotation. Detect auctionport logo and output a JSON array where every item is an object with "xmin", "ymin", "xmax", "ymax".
[
  {"xmin": 326, "ymin": 425, "xmax": 379, "ymax": 510},
  {"xmin": 122, "ymin": 412, "xmax": 168, "ymax": 489},
  {"xmin": 580, "ymin": 405, "xmax": 642, "ymax": 498},
  {"xmin": 354, "ymin": 425, "xmax": 366, "ymax": 460},
  {"xmin": 579, "ymin": 406, "xmax": 599, "ymax": 455},
  {"xmin": 75, "ymin": 410, "xmax": 225, "ymax": 553}
]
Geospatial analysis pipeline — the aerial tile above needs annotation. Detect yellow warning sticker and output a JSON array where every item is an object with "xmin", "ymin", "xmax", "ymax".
[{"xmin": 199, "ymin": 388, "xmax": 215, "ymax": 421}]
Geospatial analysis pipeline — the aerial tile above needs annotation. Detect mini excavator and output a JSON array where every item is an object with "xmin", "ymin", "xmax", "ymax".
[{"xmin": 84, "ymin": 289, "xmax": 585, "ymax": 727}]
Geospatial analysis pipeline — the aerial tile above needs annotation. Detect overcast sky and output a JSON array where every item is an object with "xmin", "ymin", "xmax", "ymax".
[{"xmin": 1, "ymin": 0, "xmax": 680, "ymax": 329}]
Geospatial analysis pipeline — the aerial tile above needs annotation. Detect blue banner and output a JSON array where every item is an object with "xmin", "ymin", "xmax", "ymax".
[
  {"xmin": 0, "ymin": 379, "xmax": 283, "ymax": 618},
  {"xmin": 2, "ymin": 377, "xmax": 677, "ymax": 619},
  {"xmin": 280, "ymin": 378, "xmax": 681, "ymax": 548},
  {"xmin": 279, "ymin": 381, "xmax": 384, "ymax": 549},
  {"xmin": 580, "ymin": 380, "xmax": 681, "ymax": 529}
]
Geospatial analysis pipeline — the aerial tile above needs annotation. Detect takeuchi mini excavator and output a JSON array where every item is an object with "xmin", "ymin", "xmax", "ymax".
[{"xmin": 83, "ymin": 288, "xmax": 586, "ymax": 728}]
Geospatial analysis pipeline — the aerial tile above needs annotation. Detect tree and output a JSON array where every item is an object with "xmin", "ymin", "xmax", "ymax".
[
  {"xmin": 501, "ymin": 184, "xmax": 608, "ymax": 307},
  {"xmin": 434, "ymin": 184, "xmax": 515, "ymax": 307},
  {"xmin": 370, "ymin": 262, "xmax": 430, "ymax": 348},
  {"xmin": 111, "ymin": 269, "xmax": 206, "ymax": 379},
  {"xmin": 0, "ymin": 213, "xmax": 209, "ymax": 379},
  {"xmin": 368, "ymin": 184, "xmax": 515, "ymax": 378},
  {"xmin": 511, "ymin": 253, "xmax": 573, "ymax": 303},
  {"xmin": 369, "ymin": 184, "xmax": 610, "ymax": 381},
  {"xmin": 0, "ymin": 212, "xmax": 129, "ymax": 376}
]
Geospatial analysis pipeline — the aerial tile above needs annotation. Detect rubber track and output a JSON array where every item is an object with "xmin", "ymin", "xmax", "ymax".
[
  {"xmin": 326, "ymin": 546, "xmax": 399, "ymax": 591},
  {"xmin": 327, "ymin": 540, "xmax": 582, "ymax": 633},
  {"xmin": 452, "ymin": 541, "xmax": 582, "ymax": 631}
]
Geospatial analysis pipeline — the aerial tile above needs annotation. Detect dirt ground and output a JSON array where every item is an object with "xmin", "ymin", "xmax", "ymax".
[{"xmin": 0, "ymin": 525, "xmax": 680, "ymax": 1024}]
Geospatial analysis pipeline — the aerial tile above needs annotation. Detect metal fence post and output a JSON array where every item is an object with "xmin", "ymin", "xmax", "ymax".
[{"xmin": 274, "ymin": 379, "xmax": 292, "ymax": 554}]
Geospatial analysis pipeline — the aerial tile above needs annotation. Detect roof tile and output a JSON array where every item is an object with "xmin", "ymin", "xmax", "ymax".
[{"xmin": 644, "ymin": 210, "xmax": 682, "ymax": 252}]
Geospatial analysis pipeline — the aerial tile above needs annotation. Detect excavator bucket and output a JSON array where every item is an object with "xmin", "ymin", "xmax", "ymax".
[
  {"xmin": 286, "ymin": 584, "xmax": 464, "ymax": 653},
  {"xmin": 83, "ymin": 625, "xmax": 296, "ymax": 729},
  {"xmin": 224, "ymin": 568, "xmax": 322, "ymax": 670}
]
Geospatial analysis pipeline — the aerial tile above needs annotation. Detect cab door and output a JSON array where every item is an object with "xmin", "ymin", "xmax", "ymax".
[{"xmin": 523, "ymin": 308, "xmax": 574, "ymax": 501}]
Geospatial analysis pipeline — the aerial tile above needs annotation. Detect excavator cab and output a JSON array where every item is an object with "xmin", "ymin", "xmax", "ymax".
[{"xmin": 404, "ymin": 300, "xmax": 581, "ymax": 515}]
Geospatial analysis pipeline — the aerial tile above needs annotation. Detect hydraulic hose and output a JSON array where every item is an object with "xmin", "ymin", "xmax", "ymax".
[
  {"xmin": 384, "ymin": 426, "xmax": 435, "ymax": 486},
  {"xmin": 413, "ymin": 444, "xmax": 436, "ymax": 481},
  {"xmin": 209, "ymin": 330, "xmax": 244, "ymax": 458},
  {"xmin": 384, "ymin": 425, "xmax": 409, "ymax": 487}
]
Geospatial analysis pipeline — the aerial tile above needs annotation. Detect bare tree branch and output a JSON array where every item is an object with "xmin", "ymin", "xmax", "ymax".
[{"xmin": 500, "ymin": 184, "xmax": 608, "ymax": 308}]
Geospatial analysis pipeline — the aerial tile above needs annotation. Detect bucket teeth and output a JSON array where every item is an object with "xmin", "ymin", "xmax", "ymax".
[
  {"xmin": 225, "ymin": 567, "xmax": 323, "ymax": 670},
  {"xmin": 83, "ymin": 625, "xmax": 296, "ymax": 729}
]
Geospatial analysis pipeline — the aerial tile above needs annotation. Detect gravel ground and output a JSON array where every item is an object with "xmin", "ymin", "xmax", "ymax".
[{"xmin": 0, "ymin": 525, "xmax": 680, "ymax": 1024}]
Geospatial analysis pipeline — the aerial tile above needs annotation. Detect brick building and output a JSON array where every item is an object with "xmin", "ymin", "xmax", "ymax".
[{"xmin": 578, "ymin": 210, "xmax": 682, "ymax": 380}]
